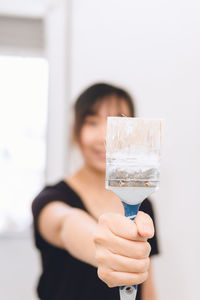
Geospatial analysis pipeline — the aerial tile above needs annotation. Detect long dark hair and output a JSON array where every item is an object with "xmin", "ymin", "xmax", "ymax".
[{"xmin": 73, "ymin": 83, "xmax": 135, "ymax": 139}]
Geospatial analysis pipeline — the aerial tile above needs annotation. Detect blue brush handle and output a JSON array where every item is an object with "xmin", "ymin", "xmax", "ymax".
[{"xmin": 119, "ymin": 202, "xmax": 141, "ymax": 300}]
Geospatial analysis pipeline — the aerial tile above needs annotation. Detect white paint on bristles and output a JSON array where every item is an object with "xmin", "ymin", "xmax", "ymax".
[
  {"xmin": 105, "ymin": 117, "xmax": 163, "ymax": 204},
  {"xmin": 106, "ymin": 117, "xmax": 162, "ymax": 168},
  {"xmin": 106, "ymin": 117, "xmax": 162, "ymax": 159}
]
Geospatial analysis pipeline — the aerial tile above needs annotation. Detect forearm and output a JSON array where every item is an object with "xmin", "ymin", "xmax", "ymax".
[
  {"xmin": 60, "ymin": 208, "xmax": 98, "ymax": 267},
  {"xmin": 38, "ymin": 202, "xmax": 155, "ymax": 289}
]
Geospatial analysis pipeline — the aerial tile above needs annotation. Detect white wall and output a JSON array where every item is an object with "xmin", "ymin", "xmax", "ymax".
[
  {"xmin": 70, "ymin": 0, "xmax": 200, "ymax": 299},
  {"xmin": 0, "ymin": 1, "xmax": 71, "ymax": 300},
  {"xmin": 0, "ymin": 235, "xmax": 40, "ymax": 300}
]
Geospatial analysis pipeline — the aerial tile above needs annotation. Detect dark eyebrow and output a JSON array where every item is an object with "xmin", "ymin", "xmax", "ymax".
[
  {"xmin": 85, "ymin": 113, "xmax": 124, "ymax": 118},
  {"xmin": 85, "ymin": 111, "xmax": 98, "ymax": 117}
]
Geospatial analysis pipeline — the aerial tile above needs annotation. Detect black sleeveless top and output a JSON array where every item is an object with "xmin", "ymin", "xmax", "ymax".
[{"xmin": 32, "ymin": 180, "xmax": 159, "ymax": 300}]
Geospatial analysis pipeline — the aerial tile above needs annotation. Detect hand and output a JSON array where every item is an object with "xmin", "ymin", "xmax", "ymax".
[{"xmin": 93, "ymin": 211, "xmax": 154, "ymax": 288}]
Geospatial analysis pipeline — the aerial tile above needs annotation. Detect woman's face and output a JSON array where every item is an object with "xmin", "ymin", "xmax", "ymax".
[{"xmin": 78, "ymin": 96, "xmax": 132, "ymax": 173}]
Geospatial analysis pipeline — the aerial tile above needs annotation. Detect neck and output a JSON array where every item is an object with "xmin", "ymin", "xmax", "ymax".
[{"xmin": 78, "ymin": 164, "xmax": 106, "ymax": 190}]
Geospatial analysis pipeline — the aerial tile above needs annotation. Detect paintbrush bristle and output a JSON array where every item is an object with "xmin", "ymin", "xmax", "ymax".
[
  {"xmin": 106, "ymin": 117, "xmax": 162, "ymax": 156},
  {"xmin": 106, "ymin": 117, "xmax": 163, "ymax": 188}
]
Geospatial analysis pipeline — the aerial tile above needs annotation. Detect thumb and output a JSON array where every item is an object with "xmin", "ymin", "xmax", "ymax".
[{"xmin": 135, "ymin": 211, "xmax": 154, "ymax": 239}]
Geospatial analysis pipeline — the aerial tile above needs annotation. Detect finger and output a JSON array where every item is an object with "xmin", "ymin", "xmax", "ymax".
[
  {"xmin": 98, "ymin": 267, "xmax": 148, "ymax": 288},
  {"xmin": 99, "ymin": 213, "xmax": 146, "ymax": 241},
  {"xmin": 101, "ymin": 249, "xmax": 150, "ymax": 273},
  {"xmin": 95, "ymin": 228, "xmax": 151, "ymax": 259},
  {"xmin": 108, "ymin": 234, "xmax": 151, "ymax": 259},
  {"xmin": 135, "ymin": 211, "xmax": 154, "ymax": 239}
]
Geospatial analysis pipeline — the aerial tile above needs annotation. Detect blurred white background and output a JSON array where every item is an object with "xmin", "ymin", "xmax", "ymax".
[{"xmin": 0, "ymin": 0, "xmax": 200, "ymax": 299}]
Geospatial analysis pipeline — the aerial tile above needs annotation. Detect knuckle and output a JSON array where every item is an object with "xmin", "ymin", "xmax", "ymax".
[
  {"xmin": 144, "ymin": 257, "xmax": 150, "ymax": 271},
  {"xmin": 143, "ymin": 271, "xmax": 149, "ymax": 281},
  {"xmin": 99, "ymin": 213, "xmax": 117, "ymax": 227},
  {"xmin": 97, "ymin": 267, "xmax": 105, "ymax": 281},
  {"xmin": 137, "ymin": 259, "xmax": 148, "ymax": 272},
  {"xmin": 95, "ymin": 250, "xmax": 107, "ymax": 264},
  {"xmin": 105, "ymin": 272, "xmax": 116, "ymax": 288},
  {"xmin": 141, "ymin": 241, "xmax": 151, "ymax": 258},
  {"xmin": 140, "ymin": 258, "xmax": 150, "ymax": 272},
  {"xmin": 93, "ymin": 233, "xmax": 102, "ymax": 245},
  {"xmin": 136, "ymin": 271, "xmax": 148, "ymax": 284},
  {"xmin": 146, "ymin": 242, "xmax": 151, "ymax": 256},
  {"xmin": 97, "ymin": 267, "xmax": 117, "ymax": 288},
  {"xmin": 107, "ymin": 281, "xmax": 115, "ymax": 288},
  {"xmin": 93, "ymin": 230, "xmax": 106, "ymax": 245},
  {"xmin": 99, "ymin": 214, "xmax": 110, "ymax": 226},
  {"xmin": 97, "ymin": 267, "xmax": 111, "ymax": 285},
  {"xmin": 138, "ymin": 244, "xmax": 147, "ymax": 258}
]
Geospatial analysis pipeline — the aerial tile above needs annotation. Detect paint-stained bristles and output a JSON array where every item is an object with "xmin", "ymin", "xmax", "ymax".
[{"xmin": 106, "ymin": 117, "xmax": 162, "ymax": 157}]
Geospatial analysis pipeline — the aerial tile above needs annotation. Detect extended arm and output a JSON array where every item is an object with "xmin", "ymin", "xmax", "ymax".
[
  {"xmin": 38, "ymin": 201, "xmax": 98, "ymax": 266},
  {"xmin": 38, "ymin": 201, "xmax": 154, "ymax": 287}
]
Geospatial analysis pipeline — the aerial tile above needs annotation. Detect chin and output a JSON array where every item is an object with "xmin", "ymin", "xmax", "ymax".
[{"xmin": 91, "ymin": 162, "xmax": 106, "ymax": 174}]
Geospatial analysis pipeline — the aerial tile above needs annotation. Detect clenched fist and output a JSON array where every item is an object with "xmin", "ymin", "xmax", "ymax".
[{"xmin": 93, "ymin": 211, "xmax": 154, "ymax": 288}]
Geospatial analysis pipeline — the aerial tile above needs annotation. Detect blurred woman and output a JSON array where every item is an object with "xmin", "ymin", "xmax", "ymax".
[{"xmin": 32, "ymin": 83, "xmax": 159, "ymax": 300}]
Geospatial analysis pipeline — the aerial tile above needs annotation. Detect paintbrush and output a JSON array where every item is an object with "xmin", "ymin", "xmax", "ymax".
[{"xmin": 105, "ymin": 117, "xmax": 162, "ymax": 300}]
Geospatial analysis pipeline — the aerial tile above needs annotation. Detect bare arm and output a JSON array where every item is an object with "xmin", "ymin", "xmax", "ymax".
[
  {"xmin": 38, "ymin": 201, "xmax": 98, "ymax": 266},
  {"xmin": 142, "ymin": 262, "xmax": 158, "ymax": 300},
  {"xmin": 38, "ymin": 201, "xmax": 154, "ymax": 288}
]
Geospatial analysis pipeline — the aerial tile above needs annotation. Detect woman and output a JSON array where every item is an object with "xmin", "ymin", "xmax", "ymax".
[{"xmin": 32, "ymin": 83, "xmax": 159, "ymax": 300}]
